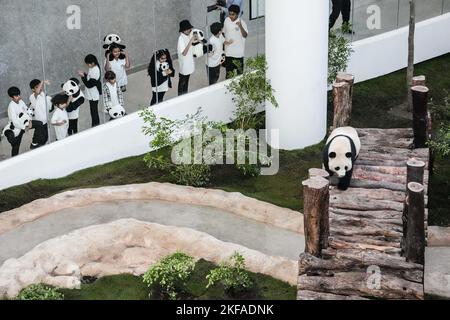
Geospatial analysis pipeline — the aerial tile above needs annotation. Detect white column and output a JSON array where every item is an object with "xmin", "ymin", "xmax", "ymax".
[{"xmin": 266, "ymin": 0, "xmax": 329, "ymax": 150}]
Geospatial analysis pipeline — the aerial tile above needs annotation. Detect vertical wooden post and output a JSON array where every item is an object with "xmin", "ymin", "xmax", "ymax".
[
  {"xmin": 302, "ymin": 177, "xmax": 330, "ymax": 256},
  {"xmin": 336, "ymin": 72, "xmax": 355, "ymax": 121},
  {"xmin": 405, "ymin": 182, "xmax": 425, "ymax": 264},
  {"xmin": 332, "ymin": 81, "xmax": 351, "ymax": 130},
  {"xmin": 407, "ymin": 159, "xmax": 426, "ymax": 185},
  {"xmin": 411, "ymin": 86, "xmax": 429, "ymax": 148}
]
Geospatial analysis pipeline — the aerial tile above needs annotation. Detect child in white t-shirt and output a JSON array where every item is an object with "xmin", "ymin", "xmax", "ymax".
[
  {"xmin": 29, "ymin": 79, "xmax": 51, "ymax": 148},
  {"xmin": 207, "ymin": 22, "xmax": 233, "ymax": 85},
  {"xmin": 105, "ymin": 43, "xmax": 130, "ymax": 92},
  {"xmin": 103, "ymin": 71, "xmax": 126, "ymax": 121},
  {"xmin": 50, "ymin": 94, "xmax": 69, "ymax": 141},
  {"xmin": 177, "ymin": 20, "xmax": 196, "ymax": 96}
]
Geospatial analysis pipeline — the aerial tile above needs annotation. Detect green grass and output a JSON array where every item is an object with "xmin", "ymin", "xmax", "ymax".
[
  {"xmin": 0, "ymin": 54, "xmax": 449, "ymax": 225},
  {"xmin": 61, "ymin": 260, "xmax": 296, "ymax": 300}
]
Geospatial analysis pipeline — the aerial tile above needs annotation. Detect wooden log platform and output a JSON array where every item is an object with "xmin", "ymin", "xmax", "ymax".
[{"xmin": 298, "ymin": 128, "xmax": 429, "ymax": 300}]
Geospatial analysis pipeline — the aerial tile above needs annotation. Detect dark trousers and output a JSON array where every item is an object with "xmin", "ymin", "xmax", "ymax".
[
  {"xmin": 225, "ymin": 57, "xmax": 244, "ymax": 79},
  {"xmin": 329, "ymin": 0, "xmax": 351, "ymax": 29},
  {"xmin": 178, "ymin": 74, "xmax": 191, "ymax": 96},
  {"xmin": 31, "ymin": 121, "xmax": 48, "ymax": 148},
  {"xmin": 207, "ymin": 65, "xmax": 221, "ymax": 85},
  {"xmin": 5, "ymin": 130, "xmax": 24, "ymax": 157},
  {"xmin": 151, "ymin": 91, "xmax": 166, "ymax": 106},
  {"xmin": 68, "ymin": 119, "xmax": 78, "ymax": 136},
  {"xmin": 89, "ymin": 100, "xmax": 100, "ymax": 127}
]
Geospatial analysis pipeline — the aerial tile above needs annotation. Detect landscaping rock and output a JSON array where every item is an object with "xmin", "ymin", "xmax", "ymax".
[
  {"xmin": 0, "ymin": 219, "xmax": 297, "ymax": 300},
  {"xmin": 425, "ymin": 247, "xmax": 450, "ymax": 299}
]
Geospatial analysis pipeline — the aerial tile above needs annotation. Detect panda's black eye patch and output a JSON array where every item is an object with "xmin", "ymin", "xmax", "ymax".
[
  {"xmin": 71, "ymin": 81, "xmax": 76, "ymax": 86},
  {"xmin": 335, "ymin": 167, "xmax": 340, "ymax": 171},
  {"xmin": 346, "ymin": 152, "xmax": 353, "ymax": 158},
  {"xmin": 329, "ymin": 152, "xmax": 337, "ymax": 159}
]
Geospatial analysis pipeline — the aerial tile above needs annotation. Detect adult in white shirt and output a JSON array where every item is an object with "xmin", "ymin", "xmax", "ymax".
[
  {"xmin": 29, "ymin": 79, "xmax": 51, "ymax": 148},
  {"xmin": 177, "ymin": 20, "xmax": 196, "ymax": 96},
  {"xmin": 79, "ymin": 54, "xmax": 102, "ymax": 127},
  {"xmin": 5, "ymin": 87, "xmax": 31, "ymax": 157},
  {"xmin": 223, "ymin": 4, "xmax": 248, "ymax": 78}
]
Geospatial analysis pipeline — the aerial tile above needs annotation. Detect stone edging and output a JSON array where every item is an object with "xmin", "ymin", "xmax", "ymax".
[
  {"xmin": 428, "ymin": 226, "xmax": 450, "ymax": 247},
  {"xmin": 0, "ymin": 219, "xmax": 297, "ymax": 299},
  {"xmin": 0, "ymin": 182, "xmax": 304, "ymax": 235}
]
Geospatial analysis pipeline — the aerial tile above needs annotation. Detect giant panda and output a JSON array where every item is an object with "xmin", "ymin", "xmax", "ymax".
[
  {"xmin": 190, "ymin": 29, "xmax": 208, "ymax": 58},
  {"xmin": 323, "ymin": 127, "xmax": 361, "ymax": 191},
  {"xmin": 106, "ymin": 104, "xmax": 126, "ymax": 120},
  {"xmin": 62, "ymin": 78, "xmax": 85, "ymax": 120},
  {"xmin": 103, "ymin": 33, "xmax": 126, "ymax": 61}
]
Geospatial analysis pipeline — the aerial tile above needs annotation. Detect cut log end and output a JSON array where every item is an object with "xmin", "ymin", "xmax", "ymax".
[
  {"xmin": 407, "ymin": 159, "xmax": 426, "ymax": 168},
  {"xmin": 309, "ymin": 168, "xmax": 330, "ymax": 179},
  {"xmin": 408, "ymin": 182, "xmax": 424, "ymax": 193},
  {"xmin": 336, "ymin": 72, "xmax": 355, "ymax": 82},
  {"xmin": 303, "ymin": 177, "xmax": 330, "ymax": 189},
  {"xmin": 332, "ymin": 82, "xmax": 349, "ymax": 89},
  {"xmin": 411, "ymin": 85, "xmax": 429, "ymax": 93}
]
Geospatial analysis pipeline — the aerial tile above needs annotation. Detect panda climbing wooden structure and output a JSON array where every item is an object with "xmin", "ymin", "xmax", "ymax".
[
  {"xmin": 323, "ymin": 127, "xmax": 361, "ymax": 191},
  {"xmin": 190, "ymin": 29, "xmax": 208, "ymax": 58}
]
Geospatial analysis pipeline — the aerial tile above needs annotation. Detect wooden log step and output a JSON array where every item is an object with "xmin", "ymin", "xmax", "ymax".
[
  {"xmin": 359, "ymin": 139, "xmax": 414, "ymax": 149},
  {"xmin": 330, "ymin": 235, "xmax": 402, "ymax": 249},
  {"xmin": 298, "ymin": 253, "xmax": 423, "ymax": 283},
  {"xmin": 330, "ymin": 212, "xmax": 402, "ymax": 227},
  {"xmin": 298, "ymin": 272, "xmax": 424, "ymax": 299},
  {"xmin": 297, "ymin": 290, "xmax": 369, "ymax": 300},
  {"xmin": 355, "ymin": 159, "xmax": 417, "ymax": 169},
  {"xmin": 330, "ymin": 194, "xmax": 404, "ymax": 211},
  {"xmin": 330, "ymin": 214, "xmax": 403, "ymax": 232},
  {"xmin": 360, "ymin": 146, "xmax": 429, "ymax": 158},
  {"xmin": 358, "ymin": 152, "xmax": 428, "ymax": 163},
  {"xmin": 330, "ymin": 224, "xmax": 402, "ymax": 238},
  {"xmin": 330, "ymin": 208, "xmax": 402, "ymax": 220},
  {"xmin": 321, "ymin": 248, "xmax": 424, "ymax": 271},
  {"xmin": 354, "ymin": 165, "xmax": 407, "ymax": 176},
  {"xmin": 332, "ymin": 188, "xmax": 406, "ymax": 203},
  {"xmin": 356, "ymin": 128, "xmax": 413, "ymax": 137},
  {"xmin": 328, "ymin": 237, "xmax": 402, "ymax": 255}
]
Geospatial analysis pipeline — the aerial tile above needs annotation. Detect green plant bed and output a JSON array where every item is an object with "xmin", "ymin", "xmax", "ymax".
[{"xmin": 61, "ymin": 260, "xmax": 296, "ymax": 300}]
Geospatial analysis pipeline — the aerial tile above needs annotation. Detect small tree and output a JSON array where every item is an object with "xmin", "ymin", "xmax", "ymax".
[
  {"xmin": 143, "ymin": 252, "xmax": 196, "ymax": 300},
  {"xmin": 328, "ymin": 30, "xmax": 354, "ymax": 85},
  {"xmin": 206, "ymin": 252, "xmax": 253, "ymax": 296}
]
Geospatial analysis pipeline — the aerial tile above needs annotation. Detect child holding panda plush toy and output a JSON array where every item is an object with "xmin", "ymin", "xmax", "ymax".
[
  {"xmin": 104, "ymin": 35, "xmax": 130, "ymax": 93},
  {"xmin": 102, "ymin": 71, "xmax": 126, "ymax": 121},
  {"xmin": 147, "ymin": 49, "xmax": 175, "ymax": 106},
  {"xmin": 2, "ymin": 87, "xmax": 32, "ymax": 157},
  {"xmin": 207, "ymin": 22, "xmax": 233, "ymax": 85}
]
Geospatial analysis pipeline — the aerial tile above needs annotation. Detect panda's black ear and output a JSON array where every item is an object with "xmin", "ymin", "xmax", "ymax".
[
  {"xmin": 61, "ymin": 83, "xmax": 65, "ymax": 89},
  {"xmin": 103, "ymin": 35, "xmax": 107, "ymax": 42},
  {"xmin": 346, "ymin": 152, "xmax": 353, "ymax": 158},
  {"xmin": 329, "ymin": 152, "xmax": 337, "ymax": 159},
  {"xmin": 103, "ymin": 44, "xmax": 109, "ymax": 49}
]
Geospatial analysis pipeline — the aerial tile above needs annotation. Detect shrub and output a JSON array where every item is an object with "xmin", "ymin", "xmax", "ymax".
[
  {"xmin": 328, "ymin": 30, "xmax": 354, "ymax": 85},
  {"xmin": 143, "ymin": 252, "xmax": 196, "ymax": 300},
  {"xmin": 206, "ymin": 252, "xmax": 253, "ymax": 296},
  {"xmin": 429, "ymin": 93, "xmax": 450, "ymax": 158},
  {"xmin": 16, "ymin": 284, "xmax": 64, "ymax": 300}
]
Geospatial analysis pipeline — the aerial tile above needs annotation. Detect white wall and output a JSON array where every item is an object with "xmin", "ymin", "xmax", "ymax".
[
  {"xmin": 348, "ymin": 13, "xmax": 450, "ymax": 83},
  {"xmin": 1, "ymin": 13, "xmax": 450, "ymax": 191},
  {"xmin": 0, "ymin": 81, "xmax": 236, "ymax": 191}
]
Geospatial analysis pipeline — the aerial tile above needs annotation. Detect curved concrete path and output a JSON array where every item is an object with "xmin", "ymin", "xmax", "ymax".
[{"xmin": 0, "ymin": 200, "xmax": 304, "ymax": 265}]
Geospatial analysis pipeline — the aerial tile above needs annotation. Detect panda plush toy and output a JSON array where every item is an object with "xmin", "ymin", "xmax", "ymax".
[
  {"xmin": 103, "ymin": 33, "xmax": 126, "ymax": 61},
  {"xmin": 323, "ymin": 127, "xmax": 361, "ymax": 191},
  {"xmin": 62, "ymin": 78, "xmax": 85, "ymax": 118},
  {"xmin": 2, "ymin": 112, "xmax": 31, "ymax": 139},
  {"xmin": 190, "ymin": 29, "xmax": 208, "ymax": 58},
  {"xmin": 159, "ymin": 62, "xmax": 170, "ymax": 72},
  {"xmin": 107, "ymin": 104, "xmax": 126, "ymax": 120}
]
